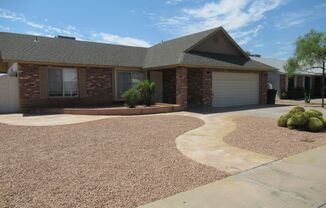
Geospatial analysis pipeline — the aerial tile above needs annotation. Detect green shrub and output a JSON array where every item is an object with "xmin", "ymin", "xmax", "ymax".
[
  {"xmin": 289, "ymin": 106, "xmax": 305, "ymax": 114},
  {"xmin": 287, "ymin": 117, "xmax": 296, "ymax": 129},
  {"xmin": 305, "ymin": 109, "xmax": 323, "ymax": 118},
  {"xmin": 307, "ymin": 117, "xmax": 324, "ymax": 132},
  {"xmin": 122, "ymin": 88, "xmax": 140, "ymax": 108},
  {"xmin": 291, "ymin": 112, "xmax": 309, "ymax": 128},
  {"xmin": 278, "ymin": 114, "xmax": 291, "ymax": 127},
  {"xmin": 137, "ymin": 80, "xmax": 156, "ymax": 106},
  {"xmin": 317, "ymin": 116, "xmax": 326, "ymax": 127}
]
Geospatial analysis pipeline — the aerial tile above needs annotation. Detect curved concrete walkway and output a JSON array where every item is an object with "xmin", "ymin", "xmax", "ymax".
[{"xmin": 176, "ymin": 112, "xmax": 277, "ymax": 174}]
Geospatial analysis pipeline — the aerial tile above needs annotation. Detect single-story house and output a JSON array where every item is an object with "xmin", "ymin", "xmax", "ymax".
[
  {"xmin": 252, "ymin": 57, "xmax": 324, "ymax": 98},
  {"xmin": 0, "ymin": 27, "xmax": 276, "ymax": 111}
]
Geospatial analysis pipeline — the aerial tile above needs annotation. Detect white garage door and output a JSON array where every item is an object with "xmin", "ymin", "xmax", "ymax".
[{"xmin": 212, "ymin": 72, "xmax": 259, "ymax": 107}]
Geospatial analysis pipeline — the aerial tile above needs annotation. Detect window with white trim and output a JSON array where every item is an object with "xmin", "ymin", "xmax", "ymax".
[
  {"xmin": 48, "ymin": 68, "xmax": 78, "ymax": 97},
  {"xmin": 117, "ymin": 71, "xmax": 145, "ymax": 98}
]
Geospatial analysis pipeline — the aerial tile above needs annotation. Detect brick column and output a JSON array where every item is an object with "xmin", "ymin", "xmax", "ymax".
[
  {"xmin": 260, "ymin": 72, "xmax": 268, "ymax": 104},
  {"xmin": 280, "ymin": 74, "xmax": 286, "ymax": 93},
  {"xmin": 176, "ymin": 68, "xmax": 188, "ymax": 109},
  {"xmin": 202, "ymin": 69, "xmax": 212, "ymax": 106}
]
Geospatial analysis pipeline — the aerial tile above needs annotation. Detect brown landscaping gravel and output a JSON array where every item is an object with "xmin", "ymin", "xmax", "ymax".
[
  {"xmin": 0, "ymin": 115, "xmax": 228, "ymax": 208},
  {"xmin": 224, "ymin": 116, "xmax": 326, "ymax": 158}
]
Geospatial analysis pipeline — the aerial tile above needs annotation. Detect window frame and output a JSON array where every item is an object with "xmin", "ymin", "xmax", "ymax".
[{"xmin": 48, "ymin": 67, "xmax": 79, "ymax": 98}]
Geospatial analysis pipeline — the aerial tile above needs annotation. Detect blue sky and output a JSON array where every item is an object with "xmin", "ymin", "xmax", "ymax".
[{"xmin": 0, "ymin": 0, "xmax": 325, "ymax": 60}]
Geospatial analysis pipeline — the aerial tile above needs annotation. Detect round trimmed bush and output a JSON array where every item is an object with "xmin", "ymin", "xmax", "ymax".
[
  {"xmin": 317, "ymin": 116, "xmax": 326, "ymax": 127},
  {"xmin": 291, "ymin": 112, "xmax": 309, "ymax": 128},
  {"xmin": 307, "ymin": 117, "xmax": 324, "ymax": 132},
  {"xmin": 287, "ymin": 117, "xmax": 296, "ymax": 129},
  {"xmin": 289, "ymin": 106, "xmax": 305, "ymax": 114},
  {"xmin": 277, "ymin": 114, "xmax": 291, "ymax": 127},
  {"xmin": 305, "ymin": 109, "xmax": 323, "ymax": 118}
]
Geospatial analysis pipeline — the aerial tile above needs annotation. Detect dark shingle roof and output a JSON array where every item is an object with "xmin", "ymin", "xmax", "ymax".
[
  {"xmin": 181, "ymin": 52, "xmax": 275, "ymax": 71},
  {"xmin": 142, "ymin": 28, "xmax": 217, "ymax": 68},
  {"xmin": 0, "ymin": 32, "xmax": 148, "ymax": 68},
  {"xmin": 0, "ymin": 28, "xmax": 276, "ymax": 71}
]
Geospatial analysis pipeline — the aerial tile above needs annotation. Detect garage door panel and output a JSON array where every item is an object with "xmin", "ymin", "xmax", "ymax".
[{"xmin": 212, "ymin": 72, "xmax": 259, "ymax": 107}]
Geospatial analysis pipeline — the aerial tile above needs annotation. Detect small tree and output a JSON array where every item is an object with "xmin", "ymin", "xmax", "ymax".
[
  {"xmin": 285, "ymin": 30, "xmax": 326, "ymax": 107},
  {"xmin": 122, "ymin": 88, "xmax": 140, "ymax": 108},
  {"xmin": 137, "ymin": 80, "xmax": 156, "ymax": 106}
]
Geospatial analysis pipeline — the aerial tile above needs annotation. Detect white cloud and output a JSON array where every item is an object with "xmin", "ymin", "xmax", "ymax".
[
  {"xmin": 166, "ymin": 0, "xmax": 183, "ymax": 5},
  {"xmin": 0, "ymin": 8, "xmax": 151, "ymax": 47},
  {"xmin": 160, "ymin": 0, "xmax": 282, "ymax": 33},
  {"xmin": 96, "ymin": 33, "xmax": 151, "ymax": 47},
  {"xmin": 158, "ymin": 0, "xmax": 284, "ymax": 45},
  {"xmin": 253, "ymin": 43, "xmax": 264, "ymax": 48},
  {"xmin": 231, "ymin": 24, "xmax": 263, "ymax": 45},
  {"xmin": 275, "ymin": 4, "xmax": 326, "ymax": 29},
  {"xmin": 0, "ymin": 25, "xmax": 10, "ymax": 31}
]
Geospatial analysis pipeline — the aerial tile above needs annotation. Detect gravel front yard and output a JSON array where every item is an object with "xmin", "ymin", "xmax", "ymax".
[
  {"xmin": 0, "ymin": 115, "xmax": 228, "ymax": 208},
  {"xmin": 224, "ymin": 116, "xmax": 326, "ymax": 158}
]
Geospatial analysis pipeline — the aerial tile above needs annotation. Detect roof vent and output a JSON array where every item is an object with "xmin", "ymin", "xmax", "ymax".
[
  {"xmin": 55, "ymin": 35, "xmax": 76, "ymax": 40},
  {"xmin": 250, "ymin": 54, "xmax": 261, "ymax": 57}
]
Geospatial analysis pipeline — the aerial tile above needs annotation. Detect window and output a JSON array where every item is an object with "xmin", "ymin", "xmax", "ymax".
[
  {"xmin": 116, "ymin": 71, "xmax": 145, "ymax": 98},
  {"xmin": 48, "ymin": 68, "xmax": 78, "ymax": 97}
]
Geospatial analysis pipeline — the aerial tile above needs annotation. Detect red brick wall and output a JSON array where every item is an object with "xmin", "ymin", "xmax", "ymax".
[
  {"xmin": 187, "ymin": 69, "xmax": 203, "ymax": 106},
  {"xmin": 187, "ymin": 68, "xmax": 212, "ymax": 106},
  {"xmin": 85, "ymin": 68, "xmax": 112, "ymax": 99},
  {"xmin": 280, "ymin": 74, "xmax": 286, "ymax": 93},
  {"xmin": 176, "ymin": 68, "xmax": 188, "ymax": 109},
  {"xmin": 19, "ymin": 64, "xmax": 113, "ymax": 109},
  {"xmin": 19, "ymin": 64, "xmax": 41, "ymax": 108},
  {"xmin": 162, "ymin": 69, "xmax": 176, "ymax": 104},
  {"xmin": 260, "ymin": 72, "xmax": 268, "ymax": 104},
  {"xmin": 202, "ymin": 69, "xmax": 212, "ymax": 106}
]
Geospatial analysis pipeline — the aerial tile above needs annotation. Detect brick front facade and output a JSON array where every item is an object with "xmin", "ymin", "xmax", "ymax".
[
  {"xmin": 19, "ymin": 64, "xmax": 41, "ymax": 108},
  {"xmin": 19, "ymin": 64, "xmax": 113, "ymax": 109},
  {"xmin": 280, "ymin": 74, "xmax": 286, "ymax": 93},
  {"xmin": 202, "ymin": 69, "xmax": 212, "ymax": 106},
  {"xmin": 176, "ymin": 68, "xmax": 188, "ymax": 109},
  {"xmin": 187, "ymin": 68, "xmax": 212, "ymax": 106},
  {"xmin": 187, "ymin": 69, "xmax": 203, "ymax": 106},
  {"xmin": 259, "ymin": 72, "xmax": 268, "ymax": 104},
  {"xmin": 18, "ymin": 64, "xmax": 270, "ymax": 110},
  {"xmin": 85, "ymin": 68, "xmax": 112, "ymax": 99}
]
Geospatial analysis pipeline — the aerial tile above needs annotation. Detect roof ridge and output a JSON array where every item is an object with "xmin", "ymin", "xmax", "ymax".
[
  {"xmin": 0, "ymin": 31, "xmax": 149, "ymax": 49},
  {"xmin": 149, "ymin": 27, "xmax": 220, "ymax": 48}
]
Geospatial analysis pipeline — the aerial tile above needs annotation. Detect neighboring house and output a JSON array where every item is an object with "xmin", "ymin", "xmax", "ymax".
[
  {"xmin": 252, "ymin": 57, "xmax": 324, "ymax": 99},
  {"xmin": 0, "ymin": 27, "xmax": 276, "ymax": 112}
]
